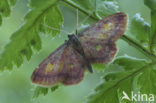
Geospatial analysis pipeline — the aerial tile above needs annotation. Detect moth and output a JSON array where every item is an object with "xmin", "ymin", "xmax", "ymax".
[{"xmin": 31, "ymin": 12, "xmax": 127, "ymax": 87}]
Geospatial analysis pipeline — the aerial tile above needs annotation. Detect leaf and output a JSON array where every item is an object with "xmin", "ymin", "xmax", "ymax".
[
  {"xmin": 25, "ymin": 0, "xmax": 63, "ymax": 37},
  {"xmin": 144, "ymin": 0, "xmax": 156, "ymax": 54},
  {"xmin": 96, "ymin": 0, "xmax": 119, "ymax": 17},
  {"xmin": 86, "ymin": 56, "xmax": 154, "ymax": 103},
  {"xmin": 0, "ymin": 14, "xmax": 2, "ymax": 25},
  {"xmin": 0, "ymin": 0, "xmax": 17, "ymax": 25},
  {"xmin": 114, "ymin": 56, "xmax": 147, "ymax": 70},
  {"xmin": 67, "ymin": 0, "xmax": 94, "ymax": 12},
  {"xmin": 144, "ymin": 0, "xmax": 156, "ymax": 11},
  {"xmin": 92, "ymin": 63, "xmax": 106, "ymax": 70},
  {"xmin": 8, "ymin": 0, "xmax": 17, "ymax": 6},
  {"xmin": 129, "ymin": 13, "xmax": 150, "ymax": 47},
  {"xmin": 66, "ymin": 0, "xmax": 119, "ymax": 18},
  {"xmin": 87, "ymin": 66, "xmax": 134, "ymax": 103},
  {"xmin": 138, "ymin": 65, "xmax": 156, "ymax": 95},
  {"xmin": 0, "ymin": 0, "xmax": 63, "ymax": 71},
  {"xmin": 33, "ymin": 87, "xmax": 48, "ymax": 98},
  {"xmin": 150, "ymin": 11, "xmax": 156, "ymax": 54},
  {"xmin": 33, "ymin": 85, "xmax": 59, "ymax": 98}
]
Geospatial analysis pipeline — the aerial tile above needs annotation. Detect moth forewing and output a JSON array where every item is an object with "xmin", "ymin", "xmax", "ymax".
[{"xmin": 31, "ymin": 12, "xmax": 127, "ymax": 87}]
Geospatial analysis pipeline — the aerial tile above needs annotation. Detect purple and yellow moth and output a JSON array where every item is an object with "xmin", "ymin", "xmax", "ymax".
[{"xmin": 31, "ymin": 12, "xmax": 127, "ymax": 87}]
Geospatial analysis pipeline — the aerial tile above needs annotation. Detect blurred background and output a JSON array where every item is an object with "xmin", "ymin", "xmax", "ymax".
[{"xmin": 0, "ymin": 0, "xmax": 151, "ymax": 103}]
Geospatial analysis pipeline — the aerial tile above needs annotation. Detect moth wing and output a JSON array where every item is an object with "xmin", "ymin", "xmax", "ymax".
[
  {"xmin": 78, "ymin": 12, "xmax": 127, "ymax": 63},
  {"xmin": 79, "ymin": 12, "xmax": 127, "ymax": 41},
  {"xmin": 61, "ymin": 44, "xmax": 86, "ymax": 85},
  {"xmin": 31, "ymin": 43, "xmax": 86, "ymax": 87},
  {"xmin": 79, "ymin": 38, "xmax": 117, "ymax": 63}
]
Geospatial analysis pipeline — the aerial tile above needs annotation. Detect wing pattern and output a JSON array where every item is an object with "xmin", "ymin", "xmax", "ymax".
[
  {"xmin": 31, "ymin": 12, "xmax": 127, "ymax": 87},
  {"xmin": 78, "ymin": 12, "xmax": 127, "ymax": 63},
  {"xmin": 31, "ymin": 44, "xmax": 86, "ymax": 86}
]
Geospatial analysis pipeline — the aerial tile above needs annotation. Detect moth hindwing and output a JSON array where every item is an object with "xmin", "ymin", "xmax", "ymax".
[{"xmin": 31, "ymin": 12, "xmax": 127, "ymax": 87}]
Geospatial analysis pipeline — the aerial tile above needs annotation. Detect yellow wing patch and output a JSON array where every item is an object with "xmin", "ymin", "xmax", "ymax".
[
  {"xmin": 45, "ymin": 63, "xmax": 54, "ymax": 73},
  {"xmin": 45, "ymin": 62, "xmax": 64, "ymax": 74},
  {"xmin": 96, "ymin": 45, "xmax": 102, "ymax": 51},
  {"xmin": 69, "ymin": 64, "xmax": 74, "ymax": 69},
  {"xmin": 103, "ymin": 23, "xmax": 114, "ymax": 31},
  {"xmin": 98, "ymin": 33, "xmax": 108, "ymax": 39}
]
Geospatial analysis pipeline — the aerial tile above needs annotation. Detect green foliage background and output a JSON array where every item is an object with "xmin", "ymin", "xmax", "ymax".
[{"xmin": 0, "ymin": 0, "xmax": 156, "ymax": 103}]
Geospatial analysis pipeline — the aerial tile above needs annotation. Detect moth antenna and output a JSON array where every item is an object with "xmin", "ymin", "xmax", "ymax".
[
  {"xmin": 76, "ymin": 8, "xmax": 79, "ymax": 35},
  {"xmin": 41, "ymin": 23, "xmax": 69, "ymax": 34}
]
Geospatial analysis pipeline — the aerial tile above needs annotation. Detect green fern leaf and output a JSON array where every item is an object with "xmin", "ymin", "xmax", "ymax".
[
  {"xmin": 66, "ymin": 0, "xmax": 95, "ymax": 13},
  {"xmin": 33, "ymin": 85, "xmax": 58, "ymax": 98},
  {"xmin": 150, "ymin": 11, "xmax": 156, "ymax": 54},
  {"xmin": 86, "ymin": 56, "xmax": 156, "ymax": 103},
  {"xmin": 129, "ymin": 13, "xmax": 150, "ymax": 48},
  {"xmin": 66, "ymin": 0, "xmax": 118, "ymax": 18},
  {"xmin": 144, "ymin": 0, "xmax": 156, "ymax": 54},
  {"xmin": 96, "ymin": 0, "xmax": 119, "ymax": 17},
  {"xmin": 138, "ymin": 64, "xmax": 156, "ymax": 95},
  {"xmin": 0, "ymin": 15, "xmax": 2, "ymax": 25},
  {"xmin": 0, "ymin": 0, "xmax": 17, "ymax": 25},
  {"xmin": 144, "ymin": 0, "xmax": 156, "ymax": 11},
  {"xmin": 0, "ymin": 0, "xmax": 63, "ymax": 71}
]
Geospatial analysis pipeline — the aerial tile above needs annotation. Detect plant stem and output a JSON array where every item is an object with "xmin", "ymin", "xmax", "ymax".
[
  {"xmin": 99, "ymin": 61, "xmax": 156, "ymax": 98},
  {"xmin": 63, "ymin": 0, "xmax": 97, "ymax": 20},
  {"xmin": 121, "ymin": 35, "xmax": 156, "ymax": 61},
  {"xmin": 63, "ymin": 0, "xmax": 156, "ymax": 61}
]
